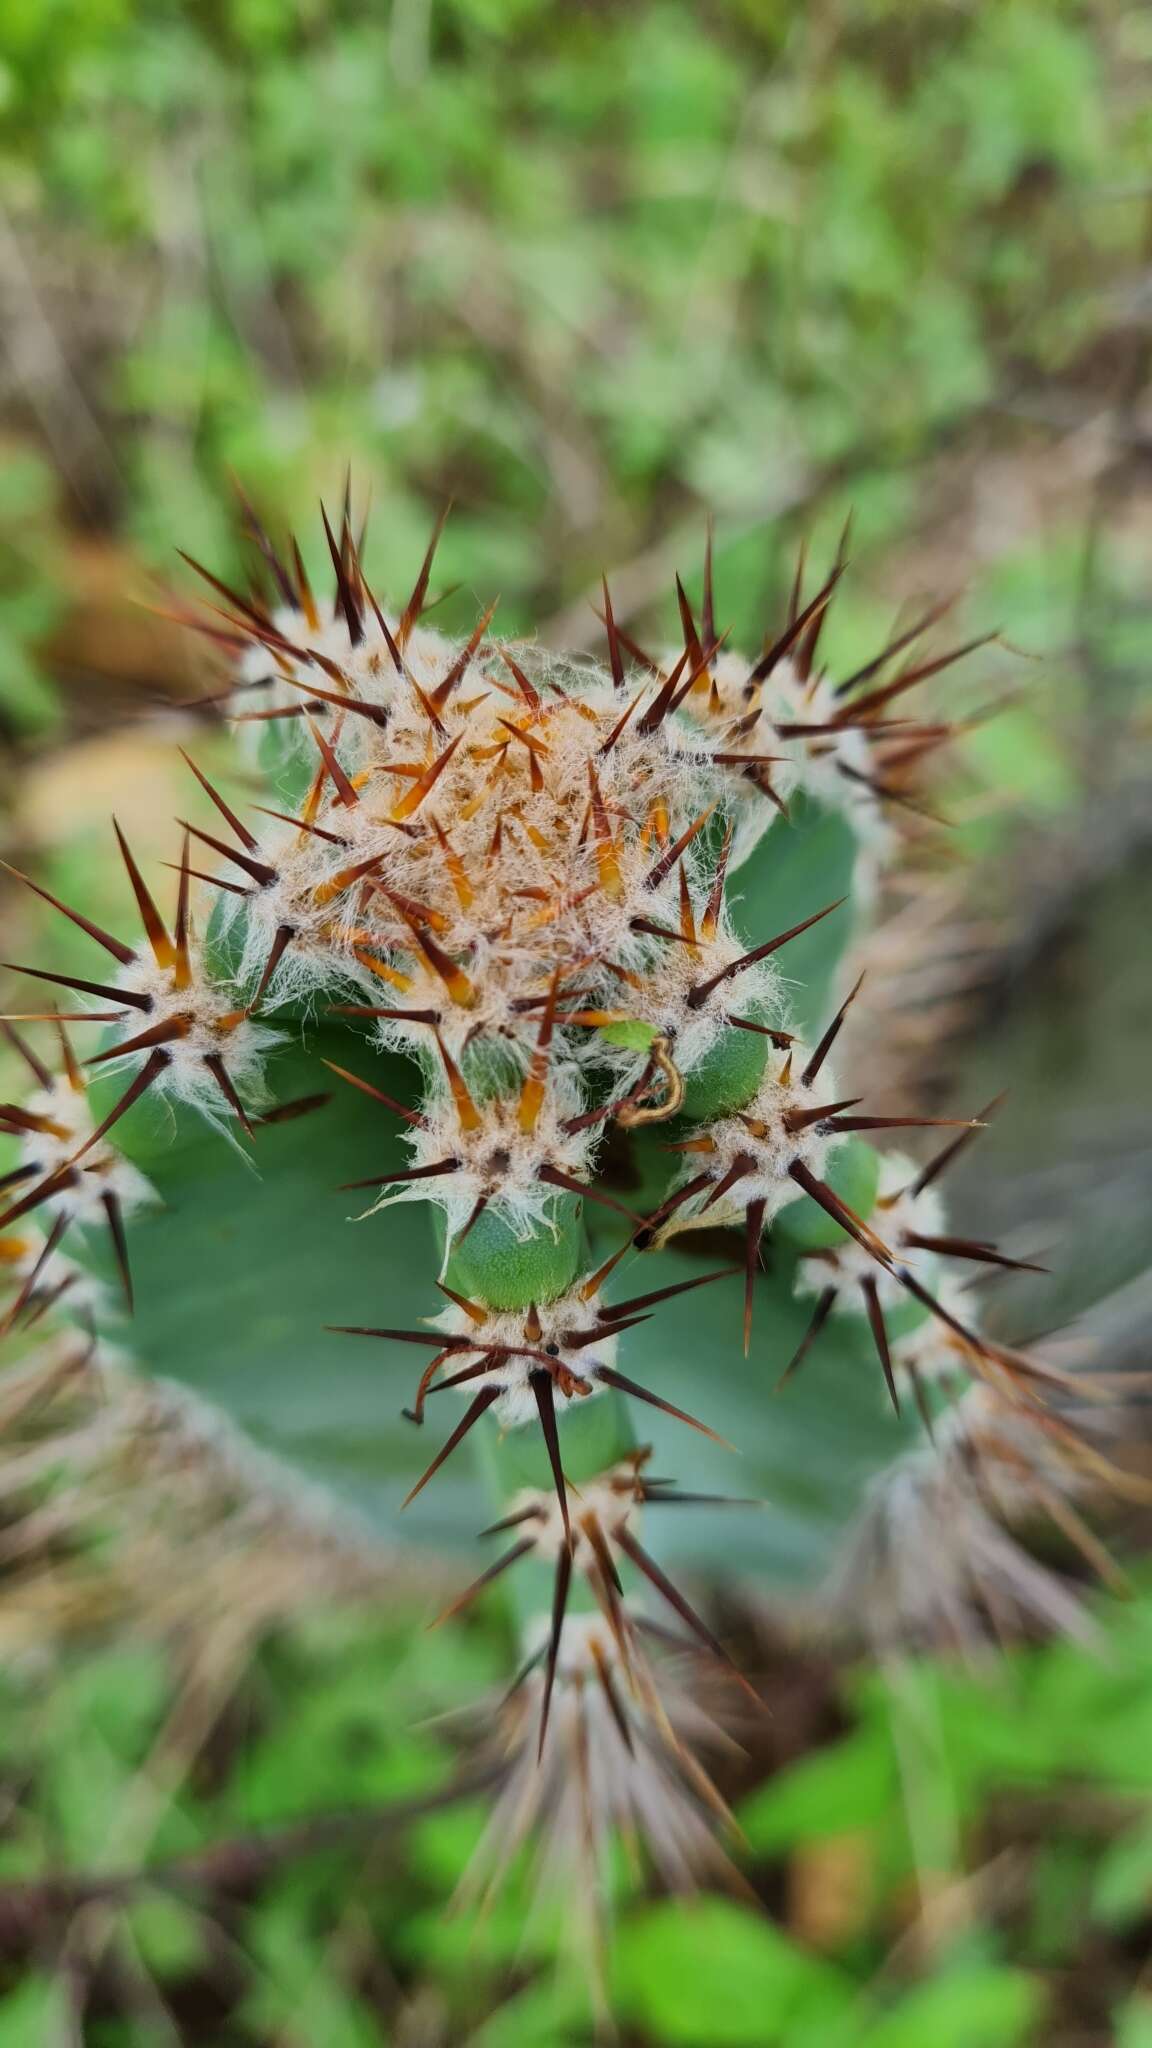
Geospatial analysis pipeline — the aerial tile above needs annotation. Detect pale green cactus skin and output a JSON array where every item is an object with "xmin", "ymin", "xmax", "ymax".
[{"xmin": 0, "ymin": 508, "xmax": 1085, "ymax": 1878}]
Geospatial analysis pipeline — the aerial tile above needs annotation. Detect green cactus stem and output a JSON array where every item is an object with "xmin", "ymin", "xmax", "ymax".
[{"xmin": 0, "ymin": 495, "xmax": 1106, "ymax": 1910}]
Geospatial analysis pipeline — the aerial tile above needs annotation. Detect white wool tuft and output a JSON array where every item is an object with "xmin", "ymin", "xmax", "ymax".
[
  {"xmin": 428, "ymin": 1288, "xmax": 620, "ymax": 1427},
  {"xmin": 795, "ymin": 1150, "xmax": 948, "ymax": 1309},
  {"xmin": 665, "ymin": 1042, "xmax": 839, "ymax": 1237},
  {"xmin": 16, "ymin": 1078, "xmax": 157, "ymax": 1228}
]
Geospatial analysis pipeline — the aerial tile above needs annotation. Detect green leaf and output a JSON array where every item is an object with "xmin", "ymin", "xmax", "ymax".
[
  {"xmin": 860, "ymin": 1966, "xmax": 1044, "ymax": 2048},
  {"xmin": 1091, "ymin": 1819, "xmax": 1152, "ymax": 1928},
  {"xmin": 1116, "ymin": 1996, "xmax": 1152, "ymax": 2048},
  {"xmin": 0, "ymin": 1979, "xmax": 72, "ymax": 2046},
  {"xmin": 611, "ymin": 1898, "xmax": 850, "ymax": 2045},
  {"xmin": 0, "ymin": 631, "xmax": 61, "ymax": 736},
  {"xmin": 961, "ymin": 708, "xmax": 1074, "ymax": 818},
  {"xmin": 471, "ymin": 1970, "xmax": 596, "ymax": 2048},
  {"xmin": 740, "ymin": 1730, "xmax": 896, "ymax": 1852},
  {"xmin": 240, "ymin": 1899, "xmax": 388, "ymax": 2047},
  {"xmin": 230, "ymin": 1707, "xmax": 443, "ymax": 1829},
  {"xmin": 124, "ymin": 1894, "xmax": 206, "ymax": 1979}
]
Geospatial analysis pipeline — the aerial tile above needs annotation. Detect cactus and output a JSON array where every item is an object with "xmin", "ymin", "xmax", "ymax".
[{"xmin": 0, "ymin": 497, "xmax": 1113, "ymax": 1905}]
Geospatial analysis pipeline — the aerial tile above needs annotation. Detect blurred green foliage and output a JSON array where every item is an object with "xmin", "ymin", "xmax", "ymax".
[
  {"xmin": 0, "ymin": 0, "xmax": 1148, "ymax": 637},
  {"xmin": 0, "ymin": 453, "xmax": 65, "ymax": 738},
  {"xmin": 4, "ymin": 1577, "xmax": 1152, "ymax": 2043}
]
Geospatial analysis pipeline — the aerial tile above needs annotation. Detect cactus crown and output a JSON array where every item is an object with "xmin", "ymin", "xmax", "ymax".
[{"xmin": 0, "ymin": 493, "xmax": 1111, "ymax": 1909}]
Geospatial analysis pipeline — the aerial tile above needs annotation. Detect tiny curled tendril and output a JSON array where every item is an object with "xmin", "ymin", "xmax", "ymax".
[{"xmin": 616, "ymin": 1038, "xmax": 684, "ymax": 1127}]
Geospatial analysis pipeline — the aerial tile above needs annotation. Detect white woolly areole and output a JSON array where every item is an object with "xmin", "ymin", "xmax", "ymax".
[
  {"xmin": 230, "ymin": 596, "xmax": 455, "ymax": 755},
  {"xmin": 102, "ymin": 949, "xmax": 281, "ymax": 1121},
  {"xmin": 503, "ymin": 1459, "xmax": 643, "ymax": 1563},
  {"xmin": 17, "ymin": 1079, "xmax": 156, "ymax": 1228},
  {"xmin": 0, "ymin": 1226, "xmax": 109, "ymax": 1319},
  {"xmin": 795, "ymin": 1150, "xmax": 947, "ymax": 1309},
  {"xmin": 889, "ymin": 1271, "xmax": 985, "ymax": 1386},
  {"xmin": 429, "ymin": 1292, "xmax": 621, "ymax": 1427},
  {"xmin": 598, "ymin": 924, "xmax": 784, "ymax": 1094},
  {"xmin": 518, "ymin": 1607, "xmax": 632, "ymax": 1681},
  {"xmin": 373, "ymin": 1060, "xmax": 597, "ymax": 1240},
  {"xmin": 668, "ymin": 1045, "xmax": 838, "ymax": 1236},
  {"xmin": 216, "ymin": 819, "xmax": 386, "ymax": 1012},
  {"xmin": 670, "ymin": 645, "xmax": 896, "ymax": 869}
]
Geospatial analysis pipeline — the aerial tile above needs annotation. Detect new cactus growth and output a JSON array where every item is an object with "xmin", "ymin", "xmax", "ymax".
[{"xmin": 0, "ymin": 494, "xmax": 1115, "ymax": 1906}]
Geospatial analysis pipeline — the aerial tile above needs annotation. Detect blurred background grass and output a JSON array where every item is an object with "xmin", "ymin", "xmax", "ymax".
[{"xmin": 1, "ymin": 0, "xmax": 1151, "ymax": 2041}]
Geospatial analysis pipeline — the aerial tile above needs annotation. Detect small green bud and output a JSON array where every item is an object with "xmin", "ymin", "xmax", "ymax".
[
  {"xmin": 599, "ymin": 1017, "xmax": 659, "ymax": 1053},
  {"xmin": 677, "ymin": 1019, "xmax": 771, "ymax": 1122},
  {"xmin": 443, "ymin": 1194, "xmax": 584, "ymax": 1310}
]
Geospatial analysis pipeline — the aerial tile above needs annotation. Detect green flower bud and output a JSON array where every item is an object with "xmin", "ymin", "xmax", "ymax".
[{"xmin": 443, "ymin": 1193, "xmax": 584, "ymax": 1310}]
